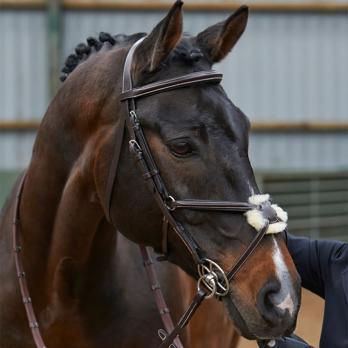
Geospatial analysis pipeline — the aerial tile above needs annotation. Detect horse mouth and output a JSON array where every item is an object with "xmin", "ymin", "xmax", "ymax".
[{"xmin": 222, "ymin": 294, "xmax": 298, "ymax": 340}]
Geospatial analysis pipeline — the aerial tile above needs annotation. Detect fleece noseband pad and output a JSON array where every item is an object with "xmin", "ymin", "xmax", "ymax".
[{"xmin": 245, "ymin": 194, "xmax": 288, "ymax": 234}]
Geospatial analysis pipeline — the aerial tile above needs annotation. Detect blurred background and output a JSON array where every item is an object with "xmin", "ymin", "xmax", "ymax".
[{"xmin": 0, "ymin": 0, "xmax": 347, "ymax": 346}]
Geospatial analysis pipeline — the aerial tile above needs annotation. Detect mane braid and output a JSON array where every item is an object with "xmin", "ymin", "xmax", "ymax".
[{"xmin": 60, "ymin": 32, "xmax": 144, "ymax": 82}]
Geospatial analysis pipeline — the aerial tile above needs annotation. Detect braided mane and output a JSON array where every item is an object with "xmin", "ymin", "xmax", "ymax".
[
  {"xmin": 61, "ymin": 31, "xmax": 205, "ymax": 82},
  {"xmin": 60, "ymin": 32, "xmax": 145, "ymax": 82}
]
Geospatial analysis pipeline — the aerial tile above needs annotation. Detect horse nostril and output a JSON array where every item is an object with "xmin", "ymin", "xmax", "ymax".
[{"xmin": 257, "ymin": 279, "xmax": 292, "ymax": 326}]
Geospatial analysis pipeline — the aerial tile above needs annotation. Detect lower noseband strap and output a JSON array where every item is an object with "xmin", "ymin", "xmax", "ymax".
[
  {"xmin": 158, "ymin": 290, "xmax": 207, "ymax": 348},
  {"xmin": 226, "ymin": 221, "xmax": 269, "ymax": 281}
]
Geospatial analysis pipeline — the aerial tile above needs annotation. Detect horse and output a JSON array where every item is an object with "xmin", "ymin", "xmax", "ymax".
[{"xmin": 0, "ymin": 2, "xmax": 301, "ymax": 347}]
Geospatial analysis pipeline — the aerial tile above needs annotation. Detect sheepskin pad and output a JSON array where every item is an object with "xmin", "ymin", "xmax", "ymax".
[{"xmin": 244, "ymin": 194, "xmax": 288, "ymax": 234}]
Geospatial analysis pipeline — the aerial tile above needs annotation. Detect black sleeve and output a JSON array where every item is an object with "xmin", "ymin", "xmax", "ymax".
[
  {"xmin": 285, "ymin": 232, "xmax": 348, "ymax": 298},
  {"xmin": 258, "ymin": 334, "xmax": 313, "ymax": 348}
]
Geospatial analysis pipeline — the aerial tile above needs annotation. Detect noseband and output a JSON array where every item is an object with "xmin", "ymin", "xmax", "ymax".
[{"xmin": 13, "ymin": 37, "xmax": 287, "ymax": 348}]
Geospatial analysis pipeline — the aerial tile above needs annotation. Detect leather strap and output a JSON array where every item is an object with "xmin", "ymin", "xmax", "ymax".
[
  {"xmin": 227, "ymin": 221, "xmax": 269, "ymax": 281},
  {"xmin": 140, "ymin": 246, "xmax": 184, "ymax": 348},
  {"xmin": 122, "ymin": 37, "xmax": 145, "ymax": 94},
  {"xmin": 158, "ymin": 290, "xmax": 207, "ymax": 348},
  {"xmin": 104, "ymin": 36, "xmax": 145, "ymax": 223},
  {"xmin": 104, "ymin": 116, "xmax": 126, "ymax": 222},
  {"xmin": 168, "ymin": 200, "xmax": 255, "ymax": 212},
  {"xmin": 161, "ymin": 217, "xmax": 170, "ymax": 258},
  {"xmin": 154, "ymin": 222, "xmax": 269, "ymax": 348},
  {"xmin": 13, "ymin": 173, "xmax": 47, "ymax": 348},
  {"xmin": 121, "ymin": 71, "xmax": 223, "ymax": 101}
]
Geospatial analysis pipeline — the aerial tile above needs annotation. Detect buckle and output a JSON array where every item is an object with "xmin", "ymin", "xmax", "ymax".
[
  {"xmin": 158, "ymin": 329, "xmax": 177, "ymax": 348},
  {"xmin": 197, "ymin": 259, "xmax": 229, "ymax": 298},
  {"xmin": 129, "ymin": 139, "xmax": 141, "ymax": 152},
  {"xmin": 165, "ymin": 196, "xmax": 176, "ymax": 211},
  {"xmin": 129, "ymin": 110, "xmax": 139, "ymax": 125},
  {"xmin": 129, "ymin": 140, "xmax": 143, "ymax": 160}
]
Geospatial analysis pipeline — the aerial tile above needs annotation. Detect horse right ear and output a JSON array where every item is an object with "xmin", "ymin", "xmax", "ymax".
[
  {"xmin": 196, "ymin": 5, "xmax": 249, "ymax": 64},
  {"xmin": 132, "ymin": 1, "xmax": 183, "ymax": 81}
]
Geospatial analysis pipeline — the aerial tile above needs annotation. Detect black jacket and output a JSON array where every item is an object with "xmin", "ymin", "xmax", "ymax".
[{"xmin": 286, "ymin": 233, "xmax": 348, "ymax": 348}]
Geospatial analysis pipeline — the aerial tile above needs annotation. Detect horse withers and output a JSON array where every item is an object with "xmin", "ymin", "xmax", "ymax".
[{"xmin": 0, "ymin": 2, "xmax": 301, "ymax": 347}]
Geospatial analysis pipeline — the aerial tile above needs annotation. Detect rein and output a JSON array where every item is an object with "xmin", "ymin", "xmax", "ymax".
[
  {"xmin": 12, "ymin": 37, "xmax": 286, "ymax": 348},
  {"xmin": 12, "ymin": 174, "xmax": 47, "ymax": 348}
]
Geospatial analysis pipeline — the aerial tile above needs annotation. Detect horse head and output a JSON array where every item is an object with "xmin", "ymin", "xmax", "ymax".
[{"xmin": 61, "ymin": 1, "xmax": 301, "ymax": 341}]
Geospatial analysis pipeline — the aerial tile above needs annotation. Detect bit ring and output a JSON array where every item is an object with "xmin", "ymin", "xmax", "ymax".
[{"xmin": 197, "ymin": 258, "xmax": 229, "ymax": 297}]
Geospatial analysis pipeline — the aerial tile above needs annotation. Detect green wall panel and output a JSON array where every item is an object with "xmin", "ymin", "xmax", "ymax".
[{"xmin": 0, "ymin": 171, "xmax": 21, "ymax": 209}]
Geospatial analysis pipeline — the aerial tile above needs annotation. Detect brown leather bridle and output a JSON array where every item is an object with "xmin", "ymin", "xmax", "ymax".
[
  {"xmin": 12, "ymin": 37, "xmax": 281, "ymax": 348},
  {"xmin": 106, "ymin": 37, "xmax": 270, "ymax": 264},
  {"xmin": 109, "ymin": 37, "xmax": 278, "ymax": 347}
]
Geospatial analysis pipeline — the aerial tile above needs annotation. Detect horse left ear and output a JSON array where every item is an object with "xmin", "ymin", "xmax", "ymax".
[
  {"xmin": 196, "ymin": 5, "xmax": 248, "ymax": 63},
  {"xmin": 132, "ymin": 0, "xmax": 183, "ymax": 79}
]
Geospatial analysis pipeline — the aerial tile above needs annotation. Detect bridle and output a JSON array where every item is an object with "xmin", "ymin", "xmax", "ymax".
[
  {"xmin": 107, "ymin": 37, "xmax": 273, "ymax": 265},
  {"xmin": 109, "ymin": 37, "xmax": 283, "ymax": 347},
  {"xmin": 13, "ymin": 37, "xmax": 285, "ymax": 348}
]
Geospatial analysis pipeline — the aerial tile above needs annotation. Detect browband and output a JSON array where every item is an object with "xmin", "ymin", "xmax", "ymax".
[
  {"xmin": 120, "ymin": 36, "xmax": 222, "ymax": 101},
  {"xmin": 120, "ymin": 71, "xmax": 223, "ymax": 101}
]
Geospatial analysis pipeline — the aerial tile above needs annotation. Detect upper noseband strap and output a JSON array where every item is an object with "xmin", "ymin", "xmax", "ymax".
[{"xmin": 168, "ymin": 199, "xmax": 255, "ymax": 212}]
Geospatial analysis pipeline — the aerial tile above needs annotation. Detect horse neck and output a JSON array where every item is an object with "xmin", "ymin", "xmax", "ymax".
[{"xmin": 19, "ymin": 60, "xmax": 123, "ymax": 308}]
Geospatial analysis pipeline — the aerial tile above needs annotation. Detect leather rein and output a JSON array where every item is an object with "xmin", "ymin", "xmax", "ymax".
[{"xmin": 13, "ymin": 37, "xmax": 280, "ymax": 348}]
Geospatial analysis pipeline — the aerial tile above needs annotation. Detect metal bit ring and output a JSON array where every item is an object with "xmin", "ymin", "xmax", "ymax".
[
  {"xmin": 197, "ymin": 274, "xmax": 217, "ymax": 299},
  {"xmin": 197, "ymin": 258, "xmax": 229, "ymax": 297}
]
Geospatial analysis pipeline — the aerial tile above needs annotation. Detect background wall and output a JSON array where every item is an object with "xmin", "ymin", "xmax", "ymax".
[
  {"xmin": 1, "ymin": 1, "xmax": 347, "ymax": 239},
  {"xmin": 0, "ymin": 2, "xmax": 347, "ymax": 347},
  {"xmin": 1, "ymin": 2, "xmax": 348, "ymax": 171}
]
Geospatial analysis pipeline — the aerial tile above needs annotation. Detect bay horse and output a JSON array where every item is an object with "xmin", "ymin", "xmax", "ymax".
[{"xmin": 0, "ymin": 2, "xmax": 301, "ymax": 347}]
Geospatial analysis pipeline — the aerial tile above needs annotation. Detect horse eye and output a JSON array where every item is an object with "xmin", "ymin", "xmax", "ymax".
[{"xmin": 169, "ymin": 141, "xmax": 193, "ymax": 157}]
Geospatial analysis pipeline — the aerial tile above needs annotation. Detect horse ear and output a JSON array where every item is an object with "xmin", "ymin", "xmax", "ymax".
[
  {"xmin": 196, "ymin": 5, "xmax": 248, "ymax": 63},
  {"xmin": 133, "ymin": 1, "xmax": 183, "ymax": 77}
]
